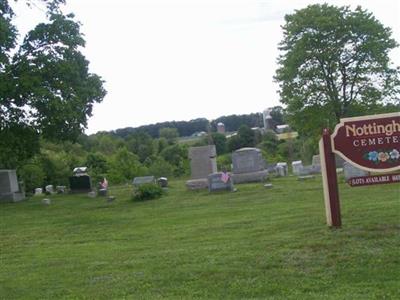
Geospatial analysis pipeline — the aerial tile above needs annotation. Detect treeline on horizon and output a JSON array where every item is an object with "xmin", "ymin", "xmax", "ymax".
[{"xmin": 106, "ymin": 112, "xmax": 267, "ymax": 139}]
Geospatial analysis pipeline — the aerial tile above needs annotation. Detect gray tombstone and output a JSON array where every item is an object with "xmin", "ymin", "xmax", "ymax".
[
  {"xmin": 291, "ymin": 160, "xmax": 304, "ymax": 176},
  {"xmin": 312, "ymin": 155, "xmax": 321, "ymax": 167},
  {"xmin": 0, "ymin": 170, "xmax": 25, "ymax": 202},
  {"xmin": 232, "ymin": 148, "xmax": 266, "ymax": 174},
  {"xmin": 276, "ymin": 162, "xmax": 288, "ymax": 177},
  {"xmin": 56, "ymin": 186, "xmax": 66, "ymax": 194},
  {"xmin": 35, "ymin": 188, "xmax": 43, "ymax": 195},
  {"xmin": 186, "ymin": 179, "xmax": 208, "ymax": 190},
  {"xmin": 208, "ymin": 172, "xmax": 234, "ymax": 192},
  {"xmin": 188, "ymin": 145, "xmax": 217, "ymax": 179},
  {"xmin": 133, "ymin": 176, "xmax": 156, "ymax": 186},
  {"xmin": 343, "ymin": 162, "xmax": 369, "ymax": 181},
  {"xmin": 231, "ymin": 148, "xmax": 268, "ymax": 183},
  {"xmin": 300, "ymin": 165, "xmax": 322, "ymax": 175},
  {"xmin": 335, "ymin": 155, "xmax": 345, "ymax": 168},
  {"xmin": 298, "ymin": 175, "xmax": 315, "ymax": 181},
  {"xmin": 186, "ymin": 145, "xmax": 217, "ymax": 190}
]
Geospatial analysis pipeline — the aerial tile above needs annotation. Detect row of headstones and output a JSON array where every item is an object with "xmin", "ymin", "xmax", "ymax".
[
  {"xmin": 186, "ymin": 146, "xmax": 270, "ymax": 192},
  {"xmin": 0, "ymin": 151, "xmax": 369, "ymax": 202},
  {"xmin": 186, "ymin": 145, "xmax": 322, "ymax": 191},
  {"xmin": 185, "ymin": 146, "xmax": 369, "ymax": 192},
  {"xmin": 34, "ymin": 185, "xmax": 67, "ymax": 195},
  {"xmin": 292, "ymin": 155, "xmax": 368, "ymax": 181}
]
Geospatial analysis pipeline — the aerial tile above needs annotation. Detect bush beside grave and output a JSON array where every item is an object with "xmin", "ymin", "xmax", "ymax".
[{"xmin": 132, "ymin": 183, "xmax": 164, "ymax": 201}]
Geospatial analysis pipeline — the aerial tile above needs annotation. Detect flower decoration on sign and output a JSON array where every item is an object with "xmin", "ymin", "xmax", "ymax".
[
  {"xmin": 390, "ymin": 149, "xmax": 399, "ymax": 160},
  {"xmin": 364, "ymin": 149, "xmax": 400, "ymax": 164},
  {"xmin": 368, "ymin": 151, "xmax": 378, "ymax": 162},
  {"xmin": 378, "ymin": 152, "xmax": 389, "ymax": 162}
]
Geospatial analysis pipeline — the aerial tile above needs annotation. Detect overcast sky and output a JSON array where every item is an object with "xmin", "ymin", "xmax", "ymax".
[{"xmin": 12, "ymin": 0, "xmax": 400, "ymax": 134}]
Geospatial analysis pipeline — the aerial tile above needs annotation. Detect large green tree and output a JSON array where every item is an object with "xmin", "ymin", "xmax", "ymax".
[
  {"xmin": 0, "ymin": 0, "xmax": 106, "ymax": 168},
  {"xmin": 275, "ymin": 4, "xmax": 399, "ymax": 136}
]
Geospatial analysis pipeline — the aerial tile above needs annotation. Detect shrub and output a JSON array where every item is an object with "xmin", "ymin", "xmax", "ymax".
[
  {"xmin": 18, "ymin": 163, "xmax": 45, "ymax": 194},
  {"xmin": 217, "ymin": 154, "xmax": 232, "ymax": 171},
  {"xmin": 148, "ymin": 157, "xmax": 174, "ymax": 178},
  {"xmin": 132, "ymin": 184, "xmax": 164, "ymax": 201}
]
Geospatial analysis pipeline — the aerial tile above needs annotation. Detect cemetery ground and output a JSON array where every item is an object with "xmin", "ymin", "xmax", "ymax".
[{"xmin": 1, "ymin": 176, "xmax": 399, "ymax": 299}]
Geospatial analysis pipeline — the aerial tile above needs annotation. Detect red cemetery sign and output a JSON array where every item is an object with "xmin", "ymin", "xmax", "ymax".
[
  {"xmin": 331, "ymin": 113, "xmax": 400, "ymax": 173},
  {"xmin": 320, "ymin": 112, "xmax": 400, "ymax": 228}
]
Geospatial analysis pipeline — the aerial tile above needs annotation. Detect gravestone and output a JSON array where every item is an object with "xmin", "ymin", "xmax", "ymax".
[
  {"xmin": 42, "ymin": 198, "xmax": 51, "ymax": 205},
  {"xmin": 188, "ymin": 145, "xmax": 217, "ymax": 179},
  {"xmin": 292, "ymin": 160, "xmax": 303, "ymax": 176},
  {"xmin": 232, "ymin": 148, "xmax": 266, "ymax": 174},
  {"xmin": 133, "ymin": 176, "xmax": 156, "ymax": 186},
  {"xmin": 56, "ymin": 186, "xmax": 66, "ymax": 194},
  {"xmin": 73, "ymin": 167, "xmax": 88, "ymax": 175},
  {"xmin": 45, "ymin": 185, "xmax": 54, "ymax": 194},
  {"xmin": 35, "ymin": 188, "xmax": 43, "ymax": 195},
  {"xmin": 308, "ymin": 154, "xmax": 321, "ymax": 174},
  {"xmin": 231, "ymin": 148, "xmax": 268, "ymax": 183},
  {"xmin": 266, "ymin": 163, "xmax": 277, "ymax": 176},
  {"xmin": 299, "ymin": 165, "xmax": 321, "ymax": 176},
  {"xmin": 186, "ymin": 145, "xmax": 217, "ymax": 190},
  {"xmin": 69, "ymin": 175, "xmax": 92, "ymax": 193},
  {"xmin": 312, "ymin": 155, "xmax": 320, "ymax": 166},
  {"xmin": 207, "ymin": 172, "xmax": 234, "ymax": 192},
  {"xmin": 0, "ymin": 170, "xmax": 25, "ymax": 203},
  {"xmin": 276, "ymin": 162, "xmax": 288, "ymax": 177},
  {"xmin": 157, "ymin": 177, "xmax": 168, "ymax": 188},
  {"xmin": 335, "ymin": 155, "xmax": 345, "ymax": 168},
  {"xmin": 343, "ymin": 162, "xmax": 369, "ymax": 181}
]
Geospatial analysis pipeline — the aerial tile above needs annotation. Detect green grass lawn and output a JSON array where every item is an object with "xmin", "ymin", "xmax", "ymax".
[{"xmin": 1, "ymin": 175, "xmax": 399, "ymax": 299}]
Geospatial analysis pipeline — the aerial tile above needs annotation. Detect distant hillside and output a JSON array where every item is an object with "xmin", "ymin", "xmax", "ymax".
[{"xmin": 110, "ymin": 113, "xmax": 264, "ymax": 138}]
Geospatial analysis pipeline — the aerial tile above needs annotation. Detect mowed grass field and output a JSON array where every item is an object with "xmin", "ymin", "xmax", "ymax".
[{"xmin": 1, "ymin": 175, "xmax": 399, "ymax": 299}]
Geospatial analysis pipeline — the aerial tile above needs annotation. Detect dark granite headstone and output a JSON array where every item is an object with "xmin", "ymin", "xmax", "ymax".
[
  {"xmin": 157, "ymin": 177, "xmax": 168, "ymax": 188},
  {"xmin": 69, "ymin": 175, "xmax": 92, "ymax": 193}
]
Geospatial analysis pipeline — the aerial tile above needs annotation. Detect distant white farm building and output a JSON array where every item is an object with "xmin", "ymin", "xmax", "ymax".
[
  {"xmin": 191, "ymin": 131, "xmax": 207, "ymax": 137},
  {"xmin": 276, "ymin": 124, "xmax": 290, "ymax": 134}
]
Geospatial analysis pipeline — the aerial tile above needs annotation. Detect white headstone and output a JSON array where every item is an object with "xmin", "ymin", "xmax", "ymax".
[
  {"xmin": 45, "ymin": 185, "xmax": 54, "ymax": 194},
  {"xmin": 42, "ymin": 198, "xmax": 51, "ymax": 205},
  {"xmin": 292, "ymin": 160, "xmax": 303, "ymax": 175}
]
